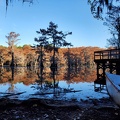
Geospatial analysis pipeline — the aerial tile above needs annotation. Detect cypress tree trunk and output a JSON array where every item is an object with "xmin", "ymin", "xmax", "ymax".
[
  {"xmin": 51, "ymin": 39, "xmax": 57, "ymax": 71},
  {"xmin": 40, "ymin": 45, "xmax": 43, "ymax": 68},
  {"xmin": 11, "ymin": 52, "xmax": 14, "ymax": 67}
]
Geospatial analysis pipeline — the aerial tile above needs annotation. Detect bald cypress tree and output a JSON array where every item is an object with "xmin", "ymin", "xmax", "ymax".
[
  {"xmin": 46, "ymin": 22, "xmax": 72, "ymax": 70},
  {"xmin": 6, "ymin": 32, "xmax": 20, "ymax": 67},
  {"xmin": 34, "ymin": 29, "xmax": 49, "ymax": 68},
  {"xmin": 34, "ymin": 22, "xmax": 72, "ymax": 70}
]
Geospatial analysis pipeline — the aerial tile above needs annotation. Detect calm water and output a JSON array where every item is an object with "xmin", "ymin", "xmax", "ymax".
[{"xmin": 0, "ymin": 67, "xmax": 109, "ymax": 101}]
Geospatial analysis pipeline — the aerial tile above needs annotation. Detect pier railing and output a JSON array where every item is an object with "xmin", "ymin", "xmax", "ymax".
[{"xmin": 94, "ymin": 49, "xmax": 120, "ymax": 61}]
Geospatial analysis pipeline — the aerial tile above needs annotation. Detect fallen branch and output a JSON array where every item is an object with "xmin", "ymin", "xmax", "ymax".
[
  {"xmin": 30, "ymin": 90, "xmax": 82, "ymax": 96},
  {"xmin": 3, "ymin": 91, "xmax": 26, "ymax": 97}
]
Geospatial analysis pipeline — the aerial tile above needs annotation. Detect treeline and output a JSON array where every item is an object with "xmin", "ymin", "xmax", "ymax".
[{"xmin": 0, "ymin": 45, "xmax": 104, "ymax": 68}]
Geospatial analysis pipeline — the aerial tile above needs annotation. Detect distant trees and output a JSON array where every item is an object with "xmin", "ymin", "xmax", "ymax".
[
  {"xmin": 0, "ymin": 45, "xmax": 101, "ymax": 68},
  {"xmin": 5, "ymin": 32, "xmax": 20, "ymax": 67},
  {"xmin": 0, "ymin": 46, "xmax": 6, "ymax": 66},
  {"xmin": 26, "ymin": 53, "xmax": 36, "ymax": 66}
]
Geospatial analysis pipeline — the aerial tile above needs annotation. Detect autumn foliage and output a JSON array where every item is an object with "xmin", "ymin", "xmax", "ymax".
[{"xmin": 0, "ymin": 45, "xmax": 104, "ymax": 67}]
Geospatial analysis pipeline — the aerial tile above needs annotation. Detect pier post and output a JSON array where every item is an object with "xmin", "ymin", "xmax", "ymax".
[{"xmin": 94, "ymin": 49, "xmax": 120, "ymax": 84}]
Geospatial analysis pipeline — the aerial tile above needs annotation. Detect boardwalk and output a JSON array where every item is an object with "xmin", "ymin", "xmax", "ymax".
[
  {"xmin": 94, "ymin": 49, "xmax": 120, "ymax": 84},
  {"xmin": 94, "ymin": 49, "xmax": 120, "ymax": 61}
]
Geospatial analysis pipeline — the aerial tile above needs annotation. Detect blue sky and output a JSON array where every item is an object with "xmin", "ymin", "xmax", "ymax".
[{"xmin": 0, "ymin": 0, "xmax": 111, "ymax": 48}]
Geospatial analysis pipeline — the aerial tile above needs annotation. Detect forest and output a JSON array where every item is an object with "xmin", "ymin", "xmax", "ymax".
[{"xmin": 0, "ymin": 44, "xmax": 104, "ymax": 68}]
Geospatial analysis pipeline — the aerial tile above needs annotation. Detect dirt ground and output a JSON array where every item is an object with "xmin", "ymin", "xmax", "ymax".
[{"xmin": 0, "ymin": 97, "xmax": 120, "ymax": 120}]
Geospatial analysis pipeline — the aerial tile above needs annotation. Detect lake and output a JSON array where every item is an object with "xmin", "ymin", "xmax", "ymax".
[{"xmin": 0, "ymin": 66, "xmax": 109, "ymax": 101}]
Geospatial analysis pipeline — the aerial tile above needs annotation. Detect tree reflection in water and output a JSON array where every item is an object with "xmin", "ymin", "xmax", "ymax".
[{"xmin": 0, "ymin": 66, "xmax": 106, "ymax": 100}]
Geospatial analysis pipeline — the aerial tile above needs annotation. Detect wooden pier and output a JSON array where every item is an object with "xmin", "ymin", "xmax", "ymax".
[{"xmin": 94, "ymin": 49, "xmax": 120, "ymax": 84}]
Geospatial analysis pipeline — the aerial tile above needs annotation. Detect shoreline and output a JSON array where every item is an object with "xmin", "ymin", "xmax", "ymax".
[{"xmin": 0, "ymin": 97, "xmax": 119, "ymax": 120}]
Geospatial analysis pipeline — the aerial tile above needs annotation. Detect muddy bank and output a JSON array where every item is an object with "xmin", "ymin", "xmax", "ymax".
[{"xmin": 0, "ymin": 97, "xmax": 119, "ymax": 120}]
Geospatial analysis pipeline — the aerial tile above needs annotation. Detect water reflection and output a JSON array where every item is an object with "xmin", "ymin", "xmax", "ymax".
[{"xmin": 0, "ymin": 66, "xmax": 109, "ymax": 100}]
